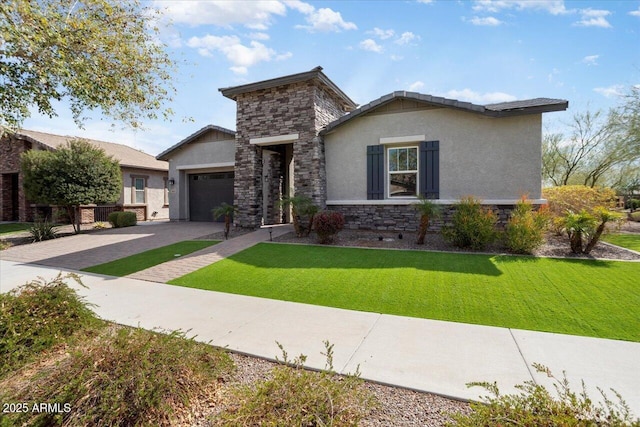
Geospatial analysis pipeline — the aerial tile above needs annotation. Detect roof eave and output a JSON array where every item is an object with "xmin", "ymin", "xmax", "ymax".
[{"xmin": 156, "ymin": 124, "xmax": 236, "ymax": 161}]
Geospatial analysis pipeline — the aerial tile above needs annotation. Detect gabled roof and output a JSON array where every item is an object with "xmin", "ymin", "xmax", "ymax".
[
  {"xmin": 320, "ymin": 91, "xmax": 568, "ymax": 135},
  {"xmin": 156, "ymin": 124, "xmax": 236, "ymax": 161},
  {"xmin": 219, "ymin": 66, "xmax": 357, "ymax": 111},
  {"xmin": 13, "ymin": 129, "xmax": 168, "ymax": 171}
]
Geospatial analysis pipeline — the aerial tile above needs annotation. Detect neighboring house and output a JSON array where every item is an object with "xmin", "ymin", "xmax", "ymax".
[
  {"xmin": 159, "ymin": 66, "xmax": 568, "ymax": 230},
  {"xmin": 0, "ymin": 129, "xmax": 169, "ymax": 223}
]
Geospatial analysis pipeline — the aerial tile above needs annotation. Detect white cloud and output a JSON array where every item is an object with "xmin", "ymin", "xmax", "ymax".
[
  {"xmin": 295, "ymin": 7, "xmax": 357, "ymax": 32},
  {"xmin": 417, "ymin": 0, "xmax": 434, "ymax": 3},
  {"xmin": 187, "ymin": 35, "xmax": 289, "ymax": 74},
  {"xmin": 368, "ymin": 27, "xmax": 395, "ymax": 39},
  {"xmin": 472, "ymin": 0, "xmax": 568, "ymax": 15},
  {"xmin": 468, "ymin": 16, "xmax": 503, "ymax": 26},
  {"xmin": 594, "ymin": 84, "xmax": 624, "ymax": 98},
  {"xmin": 359, "ymin": 39, "xmax": 383, "ymax": 53},
  {"xmin": 574, "ymin": 9, "xmax": 612, "ymax": 28},
  {"xmin": 582, "ymin": 54, "xmax": 599, "ymax": 65},
  {"xmin": 630, "ymin": 7, "xmax": 640, "ymax": 17},
  {"xmin": 249, "ymin": 32, "xmax": 270, "ymax": 40},
  {"xmin": 154, "ymin": 0, "xmax": 286, "ymax": 28},
  {"xmin": 395, "ymin": 31, "xmax": 420, "ymax": 45},
  {"xmin": 446, "ymin": 88, "xmax": 517, "ymax": 104},
  {"xmin": 408, "ymin": 81, "xmax": 425, "ymax": 92},
  {"xmin": 390, "ymin": 54, "xmax": 404, "ymax": 61}
]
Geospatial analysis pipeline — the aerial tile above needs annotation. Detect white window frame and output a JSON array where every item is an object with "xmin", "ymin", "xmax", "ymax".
[
  {"xmin": 132, "ymin": 176, "xmax": 147, "ymax": 204},
  {"xmin": 387, "ymin": 145, "xmax": 419, "ymax": 199}
]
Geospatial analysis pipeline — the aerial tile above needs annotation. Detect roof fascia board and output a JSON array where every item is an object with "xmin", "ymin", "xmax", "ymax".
[{"xmin": 157, "ymin": 125, "xmax": 236, "ymax": 161}]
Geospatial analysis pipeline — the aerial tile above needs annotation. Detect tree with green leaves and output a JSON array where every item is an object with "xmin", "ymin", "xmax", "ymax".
[
  {"xmin": 21, "ymin": 139, "xmax": 122, "ymax": 233},
  {"xmin": 0, "ymin": 0, "xmax": 175, "ymax": 131},
  {"xmin": 542, "ymin": 86, "xmax": 640, "ymax": 189}
]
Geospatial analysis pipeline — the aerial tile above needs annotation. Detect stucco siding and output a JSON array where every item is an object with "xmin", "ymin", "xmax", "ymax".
[
  {"xmin": 325, "ymin": 108, "xmax": 542, "ymax": 202},
  {"xmin": 121, "ymin": 167, "xmax": 169, "ymax": 220},
  {"xmin": 164, "ymin": 134, "xmax": 236, "ymax": 221}
]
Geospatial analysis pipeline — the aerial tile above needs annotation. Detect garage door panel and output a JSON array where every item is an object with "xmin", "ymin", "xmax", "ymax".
[{"xmin": 189, "ymin": 172, "xmax": 234, "ymax": 222}]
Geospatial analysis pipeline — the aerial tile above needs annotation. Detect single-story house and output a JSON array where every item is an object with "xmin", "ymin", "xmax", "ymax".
[
  {"xmin": 0, "ymin": 129, "xmax": 169, "ymax": 223},
  {"xmin": 158, "ymin": 66, "xmax": 568, "ymax": 230}
]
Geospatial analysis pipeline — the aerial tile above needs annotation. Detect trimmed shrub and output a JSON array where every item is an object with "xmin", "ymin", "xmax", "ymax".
[
  {"xmin": 504, "ymin": 198, "xmax": 549, "ymax": 254},
  {"xmin": 28, "ymin": 218, "xmax": 58, "ymax": 242},
  {"xmin": 443, "ymin": 196, "xmax": 497, "ymax": 250},
  {"xmin": 107, "ymin": 211, "xmax": 120, "ymax": 228},
  {"xmin": 314, "ymin": 210, "xmax": 345, "ymax": 244},
  {"xmin": 117, "ymin": 211, "xmax": 137, "ymax": 227},
  {"xmin": 0, "ymin": 274, "xmax": 100, "ymax": 377},
  {"xmin": 631, "ymin": 211, "xmax": 640, "ymax": 222},
  {"xmin": 449, "ymin": 363, "xmax": 640, "ymax": 426},
  {"xmin": 214, "ymin": 342, "xmax": 375, "ymax": 426},
  {"xmin": 108, "ymin": 211, "xmax": 137, "ymax": 228}
]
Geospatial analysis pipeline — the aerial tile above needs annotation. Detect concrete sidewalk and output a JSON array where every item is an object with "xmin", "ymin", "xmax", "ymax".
[{"xmin": 2, "ymin": 259, "xmax": 639, "ymax": 415}]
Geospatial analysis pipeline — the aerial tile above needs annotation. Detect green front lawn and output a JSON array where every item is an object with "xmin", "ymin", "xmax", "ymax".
[
  {"xmin": 601, "ymin": 233, "xmax": 640, "ymax": 252},
  {"xmin": 169, "ymin": 243, "xmax": 640, "ymax": 342},
  {"xmin": 82, "ymin": 240, "xmax": 219, "ymax": 277},
  {"xmin": 0, "ymin": 223, "xmax": 32, "ymax": 235}
]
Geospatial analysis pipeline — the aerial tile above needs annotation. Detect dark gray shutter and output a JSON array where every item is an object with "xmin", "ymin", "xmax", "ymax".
[
  {"xmin": 367, "ymin": 145, "xmax": 384, "ymax": 200},
  {"xmin": 420, "ymin": 141, "xmax": 439, "ymax": 199}
]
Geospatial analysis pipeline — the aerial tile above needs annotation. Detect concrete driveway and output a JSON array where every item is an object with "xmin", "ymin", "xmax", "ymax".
[{"xmin": 0, "ymin": 221, "xmax": 222, "ymax": 270}]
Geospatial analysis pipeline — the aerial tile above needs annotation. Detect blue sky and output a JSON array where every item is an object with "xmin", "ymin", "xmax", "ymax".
[{"xmin": 23, "ymin": 0, "xmax": 640, "ymax": 157}]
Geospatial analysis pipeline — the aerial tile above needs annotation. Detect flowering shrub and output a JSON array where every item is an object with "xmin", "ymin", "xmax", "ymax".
[
  {"xmin": 504, "ymin": 198, "xmax": 549, "ymax": 254},
  {"xmin": 314, "ymin": 211, "xmax": 345, "ymax": 244},
  {"xmin": 442, "ymin": 196, "xmax": 497, "ymax": 250},
  {"xmin": 542, "ymin": 185, "xmax": 616, "ymax": 234}
]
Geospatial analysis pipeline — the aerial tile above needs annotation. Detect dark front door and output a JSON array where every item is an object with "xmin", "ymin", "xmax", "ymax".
[{"xmin": 188, "ymin": 172, "xmax": 234, "ymax": 222}]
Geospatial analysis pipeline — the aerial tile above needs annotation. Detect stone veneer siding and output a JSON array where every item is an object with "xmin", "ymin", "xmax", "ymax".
[
  {"xmin": 329, "ymin": 204, "xmax": 518, "ymax": 232},
  {"xmin": 233, "ymin": 81, "xmax": 348, "ymax": 228},
  {"xmin": 0, "ymin": 135, "xmax": 34, "ymax": 221}
]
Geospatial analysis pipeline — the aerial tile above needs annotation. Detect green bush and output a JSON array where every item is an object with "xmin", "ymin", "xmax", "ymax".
[
  {"xmin": 504, "ymin": 199, "xmax": 549, "ymax": 254},
  {"xmin": 214, "ymin": 341, "xmax": 375, "ymax": 426},
  {"xmin": 631, "ymin": 212, "xmax": 640, "ymax": 221},
  {"xmin": 443, "ymin": 196, "xmax": 497, "ymax": 250},
  {"xmin": 0, "ymin": 274, "xmax": 100, "ymax": 377},
  {"xmin": 626, "ymin": 198, "xmax": 640, "ymax": 211},
  {"xmin": 28, "ymin": 218, "xmax": 58, "ymax": 242},
  {"xmin": 448, "ymin": 363, "xmax": 640, "ymax": 426},
  {"xmin": 2, "ymin": 327, "xmax": 234, "ymax": 427},
  {"xmin": 314, "ymin": 210, "xmax": 345, "ymax": 244},
  {"xmin": 543, "ymin": 185, "xmax": 616, "ymax": 235},
  {"xmin": 117, "ymin": 211, "xmax": 137, "ymax": 227},
  {"xmin": 107, "ymin": 211, "xmax": 137, "ymax": 228},
  {"xmin": 564, "ymin": 208, "xmax": 623, "ymax": 254}
]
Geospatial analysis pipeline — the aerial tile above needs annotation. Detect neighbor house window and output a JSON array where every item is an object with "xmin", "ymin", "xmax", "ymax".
[
  {"xmin": 163, "ymin": 177, "xmax": 169, "ymax": 206},
  {"xmin": 388, "ymin": 146, "xmax": 418, "ymax": 197},
  {"xmin": 131, "ymin": 176, "xmax": 147, "ymax": 204}
]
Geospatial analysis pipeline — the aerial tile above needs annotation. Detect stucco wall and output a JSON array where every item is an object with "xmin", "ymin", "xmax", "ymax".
[
  {"xmin": 163, "ymin": 132, "xmax": 236, "ymax": 221},
  {"xmin": 324, "ymin": 108, "xmax": 542, "ymax": 202},
  {"xmin": 121, "ymin": 167, "xmax": 169, "ymax": 220}
]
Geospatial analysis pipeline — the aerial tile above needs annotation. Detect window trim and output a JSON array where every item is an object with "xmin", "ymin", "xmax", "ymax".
[
  {"xmin": 131, "ymin": 175, "xmax": 148, "ymax": 205},
  {"xmin": 386, "ymin": 145, "xmax": 419, "ymax": 199}
]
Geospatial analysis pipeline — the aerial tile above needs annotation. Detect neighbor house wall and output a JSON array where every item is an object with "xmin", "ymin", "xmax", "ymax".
[
  {"xmin": 324, "ymin": 108, "xmax": 543, "ymax": 202},
  {"xmin": 121, "ymin": 167, "xmax": 169, "ymax": 221},
  {"xmin": 163, "ymin": 131, "xmax": 235, "ymax": 221}
]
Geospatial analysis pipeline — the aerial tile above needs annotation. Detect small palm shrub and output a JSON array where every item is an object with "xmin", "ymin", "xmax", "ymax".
[
  {"xmin": 279, "ymin": 195, "xmax": 319, "ymax": 237},
  {"xmin": 448, "ymin": 363, "xmax": 640, "ymax": 426},
  {"xmin": 415, "ymin": 196, "xmax": 441, "ymax": 245},
  {"xmin": 504, "ymin": 198, "xmax": 549, "ymax": 254},
  {"xmin": 214, "ymin": 342, "xmax": 375, "ymax": 426},
  {"xmin": 28, "ymin": 218, "xmax": 58, "ymax": 242},
  {"xmin": 443, "ymin": 196, "xmax": 497, "ymax": 250},
  {"xmin": 564, "ymin": 208, "xmax": 622, "ymax": 254},
  {"xmin": 212, "ymin": 202, "xmax": 236, "ymax": 239},
  {"xmin": 0, "ymin": 274, "xmax": 100, "ymax": 377},
  {"xmin": 314, "ymin": 210, "xmax": 345, "ymax": 244},
  {"xmin": 543, "ymin": 185, "xmax": 616, "ymax": 235}
]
